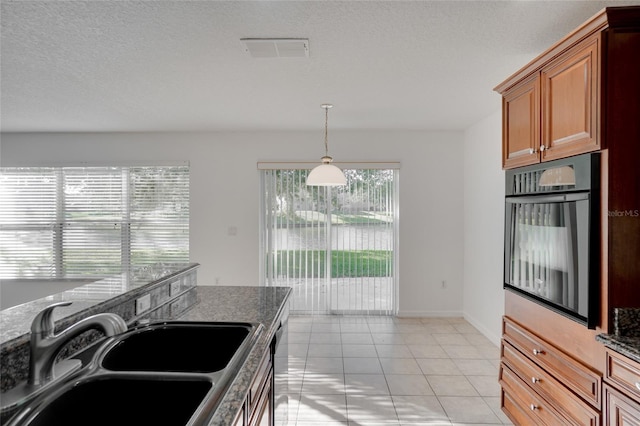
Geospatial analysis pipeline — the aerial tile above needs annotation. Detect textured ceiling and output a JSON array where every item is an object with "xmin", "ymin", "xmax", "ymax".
[{"xmin": 2, "ymin": 0, "xmax": 639, "ymax": 132}]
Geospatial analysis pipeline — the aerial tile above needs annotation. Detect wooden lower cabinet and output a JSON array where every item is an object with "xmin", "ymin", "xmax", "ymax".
[
  {"xmin": 604, "ymin": 385, "xmax": 640, "ymax": 426},
  {"xmin": 603, "ymin": 350, "xmax": 640, "ymax": 426},
  {"xmin": 234, "ymin": 349, "xmax": 274, "ymax": 426},
  {"xmin": 501, "ymin": 363, "xmax": 568, "ymax": 425},
  {"xmin": 500, "ymin": 317, "xmax": 602, "ymax": 425},
  {"xmin": 233, "ymin": 404, "xmax": 245, "ymax": 426},
  {"xmin": 503, "ymin": 317, "xmax": 601, "ymax": 407},
  {"xmin": 250, "ymin": 375, "xmax": 273, "ymax": 426}
]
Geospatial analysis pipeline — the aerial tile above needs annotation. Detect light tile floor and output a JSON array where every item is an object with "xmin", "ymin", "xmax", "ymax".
[{"xmin": 286, "ymin": 315, "xmax": 513, "ymax": 426}]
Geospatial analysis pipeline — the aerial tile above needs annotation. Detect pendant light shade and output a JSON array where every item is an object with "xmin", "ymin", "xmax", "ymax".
[
  {"xmin": 306, "ymin": 104, "xmax": 346, "ymax": 186},
  {"xmin": 307, "ymin": 158, "xmax": 347, "ymax": 186}
]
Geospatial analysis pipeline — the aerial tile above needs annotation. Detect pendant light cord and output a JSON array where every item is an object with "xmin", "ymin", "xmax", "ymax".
[{"xmin": 324, "ymin": 105, "xmax": 329, "ymax": 157}]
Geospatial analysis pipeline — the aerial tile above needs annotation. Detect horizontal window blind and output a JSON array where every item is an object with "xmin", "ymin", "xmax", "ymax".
[{"xmin": 0, "ymin": 165, "xmax": 189, "ymax": 279}]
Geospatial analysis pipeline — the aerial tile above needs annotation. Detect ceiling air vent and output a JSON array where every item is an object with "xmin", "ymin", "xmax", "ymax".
[{"xmin": 241, "ymin": 38, "xmax": 309, "ymax": 58}]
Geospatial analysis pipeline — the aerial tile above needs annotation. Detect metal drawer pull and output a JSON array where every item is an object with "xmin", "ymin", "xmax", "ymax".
[
  {"xmin": 636, "ymin": 382, "xmax": 640, "ymax": 392},
  {"xmin": 532, "ymin": 349, "xmax": 544, "ymax": 355},
  {"xmin": 531, "ymin": 377, "xmax": 540, "ymax": 384},
  {"xmin": 530, "ymin": 404, "xmax": 538, "ymax": 411}
]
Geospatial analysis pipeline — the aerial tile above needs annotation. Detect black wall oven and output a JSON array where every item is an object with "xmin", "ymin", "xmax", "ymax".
[{"xmin": 504, "ymin": 153, "xmax": 600, "ymax": 328}]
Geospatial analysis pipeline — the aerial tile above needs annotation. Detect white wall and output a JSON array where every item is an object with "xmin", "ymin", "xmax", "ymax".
[
  {"xmin": 1, "ymin": 130, "xmax": 464, "ymax": 316},
  {"xmin": 462, "ymin": 110, "xmax": 506, "ymax": 345}
]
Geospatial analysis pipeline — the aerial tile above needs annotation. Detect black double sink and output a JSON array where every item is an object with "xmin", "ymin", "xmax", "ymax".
[{"xmin": 6, "ymin": 321, "xmax": 262, "ymax": 426}]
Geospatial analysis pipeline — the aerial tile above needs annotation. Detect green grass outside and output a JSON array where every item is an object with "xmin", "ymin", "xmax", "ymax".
[{"xmin": 273, "ymin": 250, "xmax": 392, "ymax": 278}]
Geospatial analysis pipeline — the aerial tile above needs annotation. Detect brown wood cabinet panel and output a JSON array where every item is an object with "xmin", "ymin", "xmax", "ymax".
[
  {"xmin": 237, "ymin": 347, "xmax": 274, "ymax": 426},
  {"xmin": 234, "ymin": 404, "xmax": 246, "ymax": 426},
  {"xmin": 500, "ymin": 363, "xmax": 566, "ymax": 425},
  {"xmin": 502, "ymin": 383, "xmax": 539, "ymax": 426},
  {"xmin": 605, "ymin": 384, "xmax": 640, "ymax": 426},
  {"xmin": 541, "ymin": 35, "xmax": 600, "ymax": 161},
  {"xmin": 604, "ymin": 29, "xmax": 640, "ymax": 318},
  {"xmin": 503, "ymin": 75, "xmax": 540, "ymax": 169},
  {"xmin": 504, "ymin": 292, "xmax": 606, "ymax": 371},
  {"xmin": 606, "ymin": 350, "xmax": 640, "ymax": 402},
  {"xmin": 503, "ymin": 340, "xmax": 600, "ymax": 425},
  {"xmin": 249, "ymin": 350, "xmax": 272, "ymax": 414},
  {"xmin": 249, "ymin": 369, "xmax": 273, "ymax": 426},
  {"xmin": 503, "ymin": 317, "xmax": 601, "ymax": 407},
  {"xmin": 498, "ymin": 6, "xmax": 640, "ymax": 424}
]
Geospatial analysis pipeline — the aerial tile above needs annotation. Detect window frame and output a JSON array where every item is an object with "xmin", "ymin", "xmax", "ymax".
[{"xmin": 0, "ymin": 162, "xmax": 190, "ymax": 279}]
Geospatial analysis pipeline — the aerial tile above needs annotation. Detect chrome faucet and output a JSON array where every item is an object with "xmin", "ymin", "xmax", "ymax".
[{"xmin": 28, "ymin": 301, "xmax": 127, "ymax": 387}]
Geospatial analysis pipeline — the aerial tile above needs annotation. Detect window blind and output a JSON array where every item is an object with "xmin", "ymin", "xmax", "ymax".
[{"xmin": 0, "ymin": 165, "xmax": 189, "ymax": 279}]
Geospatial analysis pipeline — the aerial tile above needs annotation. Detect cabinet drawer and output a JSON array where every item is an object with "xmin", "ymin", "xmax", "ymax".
[
  {"xmin": 606, "ymin": 350, "xmax": 640, "ymax": 402},
  {"xmin": 502, "ymin": 340, "xmax": 600, "ymax": 426},
  {"xmin": 503, "ymin": 317, "xmax": 601, "ymax": 406},
  {"xmin": 604, "ymin": 384, "xmax": 640, "ymax": 426},
  {"xmin": 502, "ymin": 383, "xmax": 539, "ymax": 426},
  {"xmin": 500, "ymin": 363, "xmax": 565, "ymax": 425}
]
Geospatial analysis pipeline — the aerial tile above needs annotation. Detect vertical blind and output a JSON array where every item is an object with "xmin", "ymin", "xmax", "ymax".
[
  {"xmin": 0, "ymin": 165, "xmax": 189, "ymax": 279},
  {"xmin": 260, "ymin": 164, "xmax": 398, "ymax": 315}
]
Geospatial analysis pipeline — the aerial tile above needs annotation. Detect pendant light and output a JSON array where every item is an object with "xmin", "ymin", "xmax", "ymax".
[{"xmin": 306, "ymin": 104, "xmax": 347, "ymax": 186}]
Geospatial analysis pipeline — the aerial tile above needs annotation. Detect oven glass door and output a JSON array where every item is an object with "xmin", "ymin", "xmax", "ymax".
[{"xmin": 505, "ymin": 192, "xmax": 591, "ymax": 320}]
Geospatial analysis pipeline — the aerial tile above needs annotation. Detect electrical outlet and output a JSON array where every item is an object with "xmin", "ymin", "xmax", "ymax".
[
  {"xmin": 136, "ymin": 294, "xmax": 151, "ymax": 315},
  {"xmin": 170, "ymin": 281, "xmax": 180, "ymax": 297}
]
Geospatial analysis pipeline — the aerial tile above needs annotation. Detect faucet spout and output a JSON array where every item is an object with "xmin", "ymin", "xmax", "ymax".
[{"xmin": 28, "ymin": 302, "xmax": 127, "ymax": 387}]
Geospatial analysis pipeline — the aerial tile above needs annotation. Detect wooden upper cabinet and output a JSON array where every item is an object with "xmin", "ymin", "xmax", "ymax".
[
  {"xmin": 541, "ymin": 35, "xmax": 600, "ymax": 162},
  {"xmin": 502, "ymin": 75, "xmax": 540, "ymax": 169},
  {"xmin": 492, "ymin": 6, "xmax": 631, "ymax": 170},
  {"xmin": 498, "ymin": 34, "xmax": 600, "ymax": 169}
]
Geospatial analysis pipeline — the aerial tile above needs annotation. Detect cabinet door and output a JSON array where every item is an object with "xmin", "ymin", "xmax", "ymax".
[
  {"xmin": 249, "ymin": 371, "xmax": 273, "ymax": 426},
  {"xmin": 502, "ymin": 75, "xmax": 540, "ymax": 169},
  {"xmin": 541, "ymin": 34, "xmax": 600, "ymax": 161},
  {"xmin": 234, "ymin": 404, "xmax": 246, "ymax": 426},
  {"xmin": 605, "ymin": 384, "xmax": 640, "ymax": 426}
]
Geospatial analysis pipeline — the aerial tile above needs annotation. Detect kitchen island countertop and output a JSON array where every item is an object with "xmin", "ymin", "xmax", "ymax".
[{"xmin": 179, "ymin": 285, "xmax": 291, "ymax": 426}]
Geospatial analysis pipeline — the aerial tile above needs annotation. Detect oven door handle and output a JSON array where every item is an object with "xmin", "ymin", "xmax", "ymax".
[{"xmin": 506, "ymin": 193, "xmax": 589, "ymax": 204}]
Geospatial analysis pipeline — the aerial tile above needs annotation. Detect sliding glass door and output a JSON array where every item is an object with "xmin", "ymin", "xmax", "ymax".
[{"xmin": 260, "ymin": 166, "xmax": 398, "ymax": 315}]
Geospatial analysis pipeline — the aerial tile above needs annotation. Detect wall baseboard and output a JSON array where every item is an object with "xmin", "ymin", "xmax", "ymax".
[
  {"xmin": 397, "ymin": 310, "xmax": 462, "ymax": 318},
  {"xmin": 396, "ymin": 310, "xmax": 501, "ymax": 348},
  {"xmin": 463, "ymin": 312, "xmax": 501, "ymax": 347}
]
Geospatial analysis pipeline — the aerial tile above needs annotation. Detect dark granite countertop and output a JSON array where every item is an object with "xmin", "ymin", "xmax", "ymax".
[
  {"xmin": 178, "ymin": 285, "xmax": 291, "ymax": 426},
  {"xmin": 1, "ymin": 282, "xmax": 290, "ymax": 425},
  {"xmin": 0, "ymin": 263, "xmax": 199, "ymax": 347},
  {"xmin": 596, "ymin": 307, "xmax": 640, "ymax": 364},
  {"xmin": 596, "ymin": 334, "xmax": 640, "ymax": 364}
]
